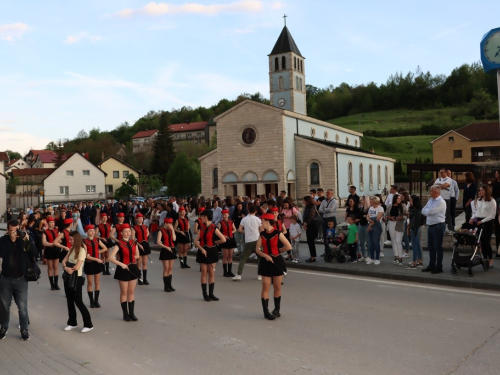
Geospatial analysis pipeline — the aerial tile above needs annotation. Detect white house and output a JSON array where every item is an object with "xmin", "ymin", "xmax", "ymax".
[
  {"xmin": 5, "ymin": 159, "xmax": 29, "ymax": 173},
  {"xmin": 43, "ymin": 153, "xmax": 106, "ymax": 203}
]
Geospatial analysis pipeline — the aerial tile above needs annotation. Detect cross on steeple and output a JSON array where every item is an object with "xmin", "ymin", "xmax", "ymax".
[{"xmin": 283, "ymin": 14, "xmax": 287, "ymax": 26}]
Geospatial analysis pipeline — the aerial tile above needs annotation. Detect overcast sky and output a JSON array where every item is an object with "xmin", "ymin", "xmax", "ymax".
[{"xmin": 0, "ymin": 0, "xmax": 498, "ymax": 155}]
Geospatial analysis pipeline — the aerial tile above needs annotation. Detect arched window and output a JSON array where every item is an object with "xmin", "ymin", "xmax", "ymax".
[
  {"xmin": 279, "ymin": 76, "xmax": 283, "ymax": 90},
  {"xmin": 296, "ymin": 76, "xmax": 299, "ymax": 88},
  {"xmin": 294, "ymin": 57, "xmax": 297, "ymax": 69},
  {"xmin": 385, "ymin": 166, "xmax": 389, "ymax": 187},
  {"xmin": 355, "ymin": 139, "xmax": 358, "ymax": 147},
  {"xmin": 346, "ymin": 137, "xmax": 349, "ymax": 145},
  {"xmin": 300, "ymin": 60, "xmax": 303, "ymax": 72},
  {"xmin": 212, "ymin": 168, "xmax": 218, "ymax": 188},
  {"xmin": 299, "ymin": 78, "xmax": 303, "ymax": 91},
  {"xmin": 377, "ymin": 165, "xmax": 381, "ymax": 189},
  {"xmin": 348, "ymin": 162, "xmax": 353, "ymax": 185},
  {"xmin": 359, "ymin": 163, "xmax": 364, "ymax": 190},
  {"xmin": 369, "ymin": 164, "xmax": 373, "ymax": 189},
  {"xmin": 282, "ymin": 56, "xmax": 286, "ymax": 69},
  {"xmin": 335, "ymin": 134, "xmax": 340, "ymax": 142},
  {"xmin": 310, "ymin": 162, "xmax": 320, "ymax": 185},
  {"xmin": 274, "ymin": 57, "xmax": 279, "ymax": 71}
]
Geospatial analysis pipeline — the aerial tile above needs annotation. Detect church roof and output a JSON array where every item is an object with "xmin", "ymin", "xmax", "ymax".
[{"xmin": 269, "ymin": 26, "xmax": 303, "ymax": 57}]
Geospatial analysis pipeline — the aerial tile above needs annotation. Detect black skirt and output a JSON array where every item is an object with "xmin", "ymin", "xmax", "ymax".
[
  {"xmin": 104, "ymin": 239, "xmax": 114, "ymax": 249},
  {"xmin": 219, "ymin": 238, "xmax": 237, "ymax": 249},
  {"xmin": 59, "ymin": 249, "xmax": 69, "ymax": 263},
  {"xmin": 138, "ymin": 241, "xmax": 151, "ymax": 256},
  {"xmin": 44, "ymin": 247, "xmax": 61, "ymax": 260},
  {"xmin": 196, "ymin": 246, "xmax": 219, "ymax": 264},
  {"xmin": 114, "ymin": 263, "xmax": 140, "ymax": 281},
  {"xmin": 159, "ymin": 247, "xmax": 177, "ymax": 260},
  {"xmin": 176, "ymin": 231, "xmax": 191, "ymax": 244},
  {"xmin": 258, "ymin": 255, "xmax": 287, "ymax": 277},
  {"xmin": 84, "ymin": 261, "xmax": 104, "ymax": 275}
]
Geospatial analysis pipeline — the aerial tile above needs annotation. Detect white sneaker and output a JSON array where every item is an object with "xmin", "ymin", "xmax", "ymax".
[
  {"xmin": 402, "ymin": 253, "xmax": 409, "ymax": 258},
  {"xmin": 374, "ymin": 260, "xmax": 381, "ymax": 265},
  {"xmin": 232, "ymin": 275, "xmax": 242, "ymax": 281},
  {"xmin": 81, "ymin": 327, "xmax": 93, "ymax": 333},
  {"xmin": 380, "ymin": 252, "xmax": 385, "ymax": 257},
  {"xmin": 359, "ymin": 257, "xmax": 365, "ymax": 262},
  {"xmin": 257, "ymin": 275, "xmax": 262, "ymax": 281},
  {"xmin": 295, "ymin": 259, "xmax": 301, "ymax": 263},
  {"xmin": 365, "ymin": 258, "xmax": 374, "ymax": 264},
  {"xmin": 64, "ymin": 325, "xmax": 77, "ymax": 331},
  {"xmin": 249, "ymin": 253, "xmax": 257, "ymax": 259},
  {"xmin": 384, "ymin": 241, "xmax": 391, "ymax": 245}
]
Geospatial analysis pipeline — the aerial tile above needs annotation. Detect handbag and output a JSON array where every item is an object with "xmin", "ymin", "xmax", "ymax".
[
  {"xmin": 23, "ymin": 239, "xmax": 41, "ymax": 282},
  {"xmin": 62, "ymin": 262, "xmax": 84, "ymax": 291},
  {"xmin": 313, "ymin": 207, "xmax": 323, "ymax": 226}
]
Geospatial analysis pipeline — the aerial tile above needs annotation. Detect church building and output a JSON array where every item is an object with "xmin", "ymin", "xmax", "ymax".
[{"xmin": 199, "ymin": 25, "xmax": 394, "ymax": 201}]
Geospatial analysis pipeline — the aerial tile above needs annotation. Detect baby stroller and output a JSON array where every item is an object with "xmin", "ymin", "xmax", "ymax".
[
  {"xmin": 324, "ymin": 232, "xmax": 347, "ymax": 263},
  {"xmin": 451, "ymin": 228, "xmax": 488, "ymax": 277}
]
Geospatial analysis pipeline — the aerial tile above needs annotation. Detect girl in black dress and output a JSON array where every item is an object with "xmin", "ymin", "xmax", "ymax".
[
  {"xmin": 42, "ymin": 216, "xmax": 60, "ymax": 290},
  {"xmin": 174, "ymin": 207, "xmax": 191, "ymax": 269},
  {"xmin": 53, "ymin": 218, "xmax": 74, "ymax": 289},
  {"xmin": 218, "ymin": 209, "xmax": 237, "ymax": 277},
  {"xmin": 132, "ymin": 213, "xmax": 151, "ymax": 285},
  {"xmin": 255, "ymin": 213, "xmax": 292, "ymax": 320},
  {"xmin": 194, "ymin": 210, "xmax": 226, "ymax": 301},
  {"xmin": 96, "ymin": 213, "xmax": 113, "ymax": 275},
  {"xmin": 83, "ymin": 225, "xmax": 107, "ymax": 308},
  {"xmin": 157, "ymin": 218, "xmax": 177, "ymax": 292},
  {"xmin": 109, "ymin": 224, "xmax": 140, "ymax": 321}
]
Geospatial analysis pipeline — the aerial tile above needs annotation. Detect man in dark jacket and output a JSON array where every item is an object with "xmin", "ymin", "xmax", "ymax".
[{"xmin": 0, "ymin": 219, "xmax": 38, "ymax": 341}]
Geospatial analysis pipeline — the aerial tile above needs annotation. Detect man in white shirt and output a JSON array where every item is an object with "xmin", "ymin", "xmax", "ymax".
[
  {"xmin": 169, "ymin": 198, "xmax": 179, "ymax": 213},
  {"xmin": 447, "ymin": 170, "xmax": 459, "ymax": 229},
  {"xmin": 212, "ymin": 200, "xmax": 223, "ymax": 225},
  {"xmin": 421, "ymin": 185, "xmax": 447, "ymax": 274},
  {"xmin": 233, "ymin": 205, "xmax": 262, "ymax": 281},
  {"xmin": 434, "ymin": 168, "xmax": 453, "ymax": 233},
  {"xmin": 319, "ymin": 189, "xmax": 337, "ymax": 254},
  {"xmin": 384, "ymin": 185, "xmax": 397, "ymax": 207}
]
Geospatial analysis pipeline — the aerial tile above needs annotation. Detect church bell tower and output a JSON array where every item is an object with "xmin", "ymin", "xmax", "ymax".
[{"xmin": 268, "ymin": 22, "xmax": 306, "ymax": 115}]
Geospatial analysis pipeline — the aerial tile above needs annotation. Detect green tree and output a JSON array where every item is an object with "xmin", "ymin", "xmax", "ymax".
[
  {"xmin": 140, "ymin": 174, "xmax": 163, "ymax": 196},
  {"xmin": 5, "ymin": 150, "xmax": 22, "ymax": 160},
  {"xmin": 150, "ymin": 112, "xmax": 176, "ymax": 181},
  {"xmin": 6, "ymin": 176, "xmax": 19, "ymax": 194},
  {"xmin": 467, "ymin": 88, "xmax": 499, "ymax": 119},
  {"xmin": 114, "ymin": 174, "xmax": 138, "ymax": 199},
  {"xmin": 166, "ymin": 152, "xmax": 200, "ymax": 197}
]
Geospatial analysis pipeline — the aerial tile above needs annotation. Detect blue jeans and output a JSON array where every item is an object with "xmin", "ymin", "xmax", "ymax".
[
  {"xmin": 357, "ymin": 224, "xmax": 368, "ymax": 257},
  {"xmin": 0, "ymin": 276, "xmax": 29, "ymax": 331},
  {"xmin": 368, "ymin": 222, "xmax": 382, "ymax": 260},
  {"xmin": 411, "ymin": 227, "xmax": 422, "ymax": 262},
  {"xmin": 403, "ymin": 221, "xmax": 410, "ymax": 252},
  {"xmin": 427, "ymin": 223, "xmax": 445, "ymax": 269}
]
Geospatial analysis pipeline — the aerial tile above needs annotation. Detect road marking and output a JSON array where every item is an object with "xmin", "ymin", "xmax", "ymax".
[{"xmin": 245, "ymin": 264, "xmax": 500, "ymax": 298}]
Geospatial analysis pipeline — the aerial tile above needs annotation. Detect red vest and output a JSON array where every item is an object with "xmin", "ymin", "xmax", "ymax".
[
  {"xmin": 220, "ymin": 220, "xmax": 234, "ymax": 238},
  {"xmin": 134, "ymin": 224, "xmax": 148, "ymax": 242},
  {"xmin": 83, "ymin": 238, "xmax": 100, "ymax": 258},
  {"xmin": 177, "ymin": 217, "xmax": 189, "ymax": 231},
  {"xmin": 117, "ymin": 240, "xmax": 137, "ymax": 264},
  {"xmin": 196, "ymin": 218, "xmax": 206, "ymax": 232},
  {"xmin": 61, "ymin": 229, "xmax": 70, "ymax": 247},
  {"xmin": 160, "ymin": 228, "xmax": 174, "ymax": 248},
  {"xmin": 115, "ymin": 224, "xmax": 124, "ymax": 241},
  {"xmin": 98, "ymin": 223, "xmax": 111, "ymax": 239},
  {"xmin": 273, "ymin": 220, "xmax": 283, "ymax": 233},
  {"xmin": 260, "ymin": 229, "xmax": 280, "ymax": 256},
  {"xmin": 200, "ymin": 224, "xmax": 216, "ymax": 247},
  {"xmin": 44, "ymin": 228, "xmax": 59, "ymax": 244}
]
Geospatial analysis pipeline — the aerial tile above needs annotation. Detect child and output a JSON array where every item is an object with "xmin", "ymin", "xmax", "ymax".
[
  {"xmin": 330, "ymin": 232, "xmax": 346, "ymax": 247},
  {"xmin": 347, "ymin": 215, "xmax": 358, "ymax": 263},
  {"xmin": 325, "ymin": 220, "xmax": 336, "ymax": 245},
  {"xmin": 288, "ymin": 215, "xmax": 302, "ymax": 263}
]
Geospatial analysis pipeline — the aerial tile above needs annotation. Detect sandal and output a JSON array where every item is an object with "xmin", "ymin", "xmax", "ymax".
[{"xmin": 305, "ymin": 258, "xmax": 316, "ymax": 263}]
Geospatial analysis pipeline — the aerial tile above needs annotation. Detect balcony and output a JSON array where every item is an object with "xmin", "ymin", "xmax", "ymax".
[{"xmin": 471, "ymin": 155, "xmax": 500, "ymax": 162}]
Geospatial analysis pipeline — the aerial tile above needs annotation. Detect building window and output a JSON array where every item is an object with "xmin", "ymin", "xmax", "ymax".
[
  {"xmin": 299, "ymin": 78, "xmax": 303, "ymax": 91},
  {"xmin": 449, "ymin": 136, "xmax": 454, "ymax": 142},
  {"xmin": 324, "ymin": 131, "xmax": 328, "ymax": 140},
  {"xmin": 385, "ymin": 166, "xmax": 388, "ymax": 187},
  {"xmin": 310, "ymin": 163, "xmax": 320, "ymax": 185},
  {"xmin": 83, "ymin": 170, "xmax": 90, "ymax": 176},
  {"xmin": 60, "ymin": 186, "xmax": 69, "ymax": 195},
  {"xmin": 133, "ymin": 139, "xmax": 139, "ymax": 144},
  {"xmin": 279, "ymin": 76, "xmax": 283, "ymax": 90},
  {"xmin": 296, "ymin": 76, "xmax": 299, "ymax": 88},
  {"xmin": 346, "ymin": 137, "xmax": 349, "ymax": 145},
  {"xmin": 377, "ymin": 165, "xmax": 381, "ymax": 189},
  {"xmin": 213, "ymin": 168, "xmax": 218, "ymax": 188},
  {"xmin": 335, "ymin": 134, "xmax": 340, "ymax": 142},
  {"xmin": 453, "ymin": 150, "xmax": 462, "ymax": 158},
  {"xmin": 359, "ymin": 163, "xmax": 364, "ymax": 191},
  {"xmin": 300, "ymin": 60, "xmax": 303, "ymax": 72},
  {"xmin": 311, "ymin": 127, "xmax": 316, "ymax": 137},
  {"xmin": 123, "ymin": 171, "xmax": 129, "ymax": 178},
  {"xmin": 355, "ymin": 139, "xmax": 358, "ymax": 147},
  {"xmin": 274, "ymin": 57, "xmax": 279, "ymax": 71},
  {"xmin": 282, "ymin": 56, "xmax": 286, "ymax": 69},
  {"xmin": 348, "ymin": 162, "xmax": 353, "ymax": 185},
  {"xmin": 66, "ymin": 170, "xmax": 74, "ymax": 176},
  {"xmin": 86, "ymin": 185, "xmax": 96, "ymax": 193},
  {"xmin": 294, "ymin": 56, "xmax": 297, "ymax": 69},
  {"xmin": 369, "ymin": 164, "xmax": 373, "ymax": 189},
  {"xmin": 113, "ymin": 171, "xmax": 119, "ymax": 178}
]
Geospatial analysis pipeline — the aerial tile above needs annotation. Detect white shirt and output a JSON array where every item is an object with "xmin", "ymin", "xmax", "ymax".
[
  {"xmin": 319, "ymin": 198, "xmax": 337, "ymax": 219},
  {"xmin": 368, "ymin": 206, "xmax": 384, "ymax": 219},
  {"xmin": 422, "ymin": 196, "xmax": 447, "ymax": 225},
  {"xmin": 240, "ymin": 214, "xmax": 262, "ymax": 242},
  {"xmin": 172, "ymin": 202, "xmax": 179, "ymax": 213},
  {"xmin": 384, "ymin": 193, "xmax": 394, "ymax": 207},
  {"xmin": 288, "ymin": 223, "xmax": 302, "ymax": 241},
  {"xmin": 212, "ymin": 207, "xmax": 222, "ymax": 225},
  {"xmin": 471, "ymin": 199, "xmax": 497, "ymax": 223},
  {"xmin": 434, "ymin": 177, "xmax": 452, "ymax": 200},
  {"xmin": 450, "ymin": 179, "xmax": 459, "ymax": 200}
]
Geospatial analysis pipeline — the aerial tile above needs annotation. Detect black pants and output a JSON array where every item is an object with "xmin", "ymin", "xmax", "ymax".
[
  {"xmin": 479, "ymin": 221, "xmax": 494, "ymax": 260},
  {"xmin": 495, "ymin": 214, "xmax": 500, "ymax": 251},
  {"xmin": 348, "ymin": 243, "xmax": 357, "ymax": 260},
  {"xmin": 449, "ymin": 197, "xmax": 456, "ymax": 228},
  {"xmin": 464, "ymin": 204, "xmax": 473, "ymax": 224},
  {"xmin": 306, "ymin": 225, "xmax": 318, "ymax": 258},
  {"xmin": 64, "ymin": 276, "xmax": 93, "ymax": 328}
]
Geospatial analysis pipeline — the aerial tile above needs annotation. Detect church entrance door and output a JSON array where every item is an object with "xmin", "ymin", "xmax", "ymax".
[
  {"xmin": 265, "ymin": 183, "xmax": 278, "ymax": 198},
  {"xmin": 245, "ymin": 184, "xmax": 257, "ymax": 198}
]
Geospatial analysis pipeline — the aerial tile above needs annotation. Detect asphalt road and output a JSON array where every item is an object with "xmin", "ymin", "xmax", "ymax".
[{"xmin": 11, "ymin": 256, "xmax": 500, "ymax": 375}]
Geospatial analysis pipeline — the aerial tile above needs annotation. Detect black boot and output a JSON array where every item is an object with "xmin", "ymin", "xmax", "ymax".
[
  {"xmin": 94, "ymin": 290, "xmax": 101, "ymax": 308},
  {"xmin": 50, "ymin": 276, "xmax": 55, "ymax": 290},
  {"xmin": 163, "ymin": 276, "xmax": 171, "ymax": 292},
  {"xmin": 208, "ymin": 283, "xmax": 219, "ymax": 301},
  {"xmin": 142, "ymin": 270, "xmax": 149, "ymax": 285},
  {"xmin": 202, "ymin": 283, "xmax": 210, "ymax": 301},
  {"xmin": 88, "ymin": 291, "xmax": 95, "ymax": 308},
  {"xmin": 261, "ymin": 298, "xmax": 275, "ymax": 320},
  {"xmin": 179, "ymin": 257, "xmax": 186, "ymax": 269},
  {"xmin": 227, "ymin": 263, "xmax": 235, "ymax": 277},
  {"xmin": 128, "ymin": 301, "xmax": 138, "ymax": 321},
  {"xmin": 53, "ymin": 275, "xmax": 60, "ymax": 290},
  {"xmin": 272, "ymin": 296, "xmax": 281, "ymax": 318},
  {"xmin": 121, "ymin": 302, "xmax": 131, "ymax": 321},
  {"xmin": 104, "ymin": 262, "xmax": 111, "ymax": 275},
  {"xmin": 168, "ymin": 275, "xmax": 175, "ymax": 292},
  {"xmin": 183, "ymin": 256, "xmax": 190, "ymax": 268},
  {"xmin": 223, "ymin": 264, "xmax": 228, "ymax": 277},
  {"xmin": 138, "ymin": 270, "xmax": 144, "ymax": 285}
]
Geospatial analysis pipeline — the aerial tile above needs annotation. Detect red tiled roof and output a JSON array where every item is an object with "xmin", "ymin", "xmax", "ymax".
[
  {"xmin": 6, "ymin": 159, "xmax": 19, "ymax": 167},
  {"xmin": 455, "ymin": 122, "xmax": 500, "ymax": 141},
  {"xmin": 12, "ymin": 168, "xmax": 55, "ymax": 177},
  {"xmin": 169, "ymin": 121, "xmax": 208, "ymax": 132},
  {"xmin": 132, "ymin": 130, "xmax": 158, "ymax": 139},
  {"xmin": 0, "ymin": 152, "xmax": 9, "ymax": 162}
]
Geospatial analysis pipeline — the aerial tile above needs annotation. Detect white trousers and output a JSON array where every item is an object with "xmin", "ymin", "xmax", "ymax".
[{"xmin": 387, "ymin": 221, "xmax": 403, "ymax": 258}]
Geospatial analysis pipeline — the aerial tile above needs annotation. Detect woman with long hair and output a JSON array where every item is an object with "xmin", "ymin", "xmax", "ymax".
[
  {"xmin": 366, "ymin": 196, "xmax": 384, "ymax": 265},
  {"xmin": 83, "ymin": 225, "xmax": 107, "ymax": 308},
  {"xmin": 218, "ymin": 209, "xmax": 237, "ymax": 277},
  {"xmin": 386, "ymin": 194, "xmax": 408, "ymax": 266},
  {"xmin": 42, "ymin": 216, "xmax": 60, "ymax": 289},
  {"xmin": 357, "ymin": 196, "xmax": 370, "ymax": 261},
  {"xmin": 174, "ymin": 207, "xmax": 191, "ymax": 269},
  {"xmin": 158, "ymin": 218, "xmax": 177, "ymax": 292},
  {"xmin": 463, "ymin": 172, "xmax": 477, "ymax": 224},
  {"xmin": 255, "ymin": 213, "xmax": 292, "ymax": 320},
  {"xmin": 406, "ymin": 195, "xmax": 423, "ymax": 269},
  {"xmin": 62, "ymin": 231, "xmax": 93, "ymax": 333},
  {"xmin": 302, "ymin": 196, "xmax": 319, "ymax": 263},
  {"xmin": 470, "ymin": 184, "xmax": 497, "ymax": 268},
  {"xmin": 109, "ymin": 224, "xmax": 140, "ymax": 321}
]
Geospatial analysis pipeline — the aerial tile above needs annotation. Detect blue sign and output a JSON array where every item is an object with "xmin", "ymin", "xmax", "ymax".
[{"xmin": 481, "ymin": 27, "xmax": 500, "ymax": 73}]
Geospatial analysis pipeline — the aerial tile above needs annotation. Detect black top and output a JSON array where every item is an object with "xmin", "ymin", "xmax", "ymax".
[
  {"xmin": 0, "ymin": 234, "xmax": 37, "ymax": 278},
  {"xmin": 357, "ymin": 206, "xmax": 369, "ymax": 226},
  {"xmin": 389, "ymin": 205, "xmax": 400, "ymax": 217},
  {"xmin": 463, "ymin": 182, "xmax": 477, "ymax": 206},
  {"xmin": 492, "ymin": 181, "xmax": 500, "ymax": 198},
  {"xmin": 270, "ymin": 26, "xmax": 303, "ymax": 57},
  {"xmin": 347, "ymin": 194, "xmax": 360, "ymax": 206},
  {"xmin": 346, "ymin": 205, "xmax": 359, "ymax": 220},
  {"xmin": 232, "ymin": 209, "xmax": 246, "ymax": 228}
]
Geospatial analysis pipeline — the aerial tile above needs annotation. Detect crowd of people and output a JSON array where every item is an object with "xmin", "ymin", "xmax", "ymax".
[{"xmin": 1, "ymin": 169, "xmax": 500, "ymax": 340}]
